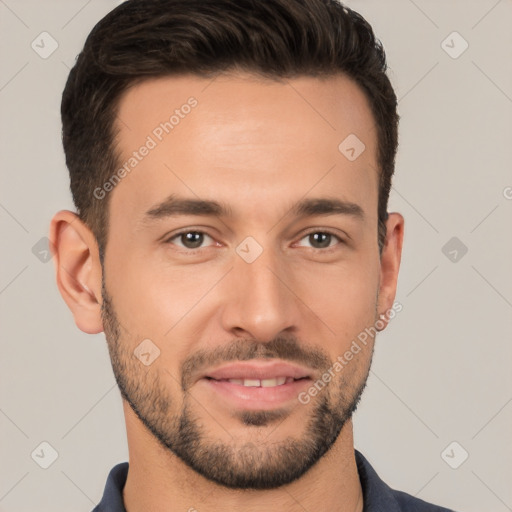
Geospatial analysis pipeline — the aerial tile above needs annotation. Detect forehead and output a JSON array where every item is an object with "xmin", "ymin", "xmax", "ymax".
[{"xmin": 109, "ymin": 72, "xmax": 379, "ymax": 225}]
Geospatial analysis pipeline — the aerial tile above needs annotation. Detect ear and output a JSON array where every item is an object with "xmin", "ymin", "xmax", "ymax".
[
  {"xmin": 376, "ymin": 212, "xmax": 404, "ymax": 330},
  {"xmin": 49, "ymin": 210, "xmax": 104, "ymax": 334}
]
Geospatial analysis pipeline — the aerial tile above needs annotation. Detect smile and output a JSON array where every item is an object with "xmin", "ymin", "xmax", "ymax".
[
  {"xmin": 194, "ymin": 360, "xmax": 315, "ymax": 410},
  {"xmin": 207, "ymin": 376, "xmax": 305, "ymax": 387}
]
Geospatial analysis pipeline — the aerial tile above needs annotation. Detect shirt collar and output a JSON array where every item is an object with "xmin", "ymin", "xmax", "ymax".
[
  {"xmin": 92, "ymin": 461, "xmax": 128, "ymax": 512},
  {"xmin": 355, "ymin": 449, "xmax": 403, "ymax": 511}
]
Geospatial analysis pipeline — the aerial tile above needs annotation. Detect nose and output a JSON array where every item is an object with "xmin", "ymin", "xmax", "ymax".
[{"xmin": 220, "ymin": 246, "xmax": 300, "ymax": 342}]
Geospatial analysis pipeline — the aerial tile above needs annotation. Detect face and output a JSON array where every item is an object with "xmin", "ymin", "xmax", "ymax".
[{"xmin": 101, "ymin": 72, "xmax": 386, "ymax": 489}]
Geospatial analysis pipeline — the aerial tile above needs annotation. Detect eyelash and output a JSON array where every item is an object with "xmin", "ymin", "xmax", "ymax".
[{"xmin": 164, "ymin": 228, "xmax": 345, "ymax": 253}]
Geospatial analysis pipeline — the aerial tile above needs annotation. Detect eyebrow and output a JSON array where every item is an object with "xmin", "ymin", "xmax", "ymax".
[
  {"xmin": 144, "ymin": 194, "xmax": 233, "ymax": 219},
  {"xmin": 291, "ymin": 197, "xmax": 364, "ymax": 220},
  {"xmin": 143, "ymin": 194, "xmax": 364, "ymax": 222}
]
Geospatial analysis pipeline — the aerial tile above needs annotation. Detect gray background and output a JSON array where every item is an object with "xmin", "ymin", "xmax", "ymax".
[{"xmin": 1, "ymin": 1, "xmax": 511, "ymax": 511}]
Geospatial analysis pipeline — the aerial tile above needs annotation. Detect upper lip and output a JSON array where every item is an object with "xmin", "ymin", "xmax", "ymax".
[{"xmin": 202, "ymin": 360, "xmax": 313, "ymax": 381}]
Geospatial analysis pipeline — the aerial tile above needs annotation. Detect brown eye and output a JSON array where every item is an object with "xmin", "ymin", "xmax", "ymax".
[
  {"xmin": 297, "ymin": 231, "xmax": 342, "ymax": 250},
  {"xmin": 167, "ymin": 231, "xmax": 214, "ymax": 250},
  {"xmin": 308, "ymin": 232, "xmax": 332, "ymax": 248},
  {"xmin": 180, "ymin": 232, "xmax": 204, "ymax": 248}
]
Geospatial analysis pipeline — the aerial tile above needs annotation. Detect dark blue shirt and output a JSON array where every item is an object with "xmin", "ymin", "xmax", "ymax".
[{"xmin": 92, "ymin": 449, "xmax": 456, "ymax": 511}]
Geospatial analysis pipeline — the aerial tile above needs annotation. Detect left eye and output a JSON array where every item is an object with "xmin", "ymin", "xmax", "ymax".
[
  {"xmin": 296, "ymin": 231, "xmax": 342, "ymax": 249},
  {"xmin": 167, "ymin": 231, "xmax": 215, "ymax": 249}
]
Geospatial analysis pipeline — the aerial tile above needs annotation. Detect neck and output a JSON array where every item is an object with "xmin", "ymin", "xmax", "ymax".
[{"xmin": 122, "ymin": 402, "xmax": 363, "ymax": 512}]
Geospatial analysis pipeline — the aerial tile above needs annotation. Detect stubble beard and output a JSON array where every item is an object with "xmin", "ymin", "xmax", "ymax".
[{"xmin": 100, "ymin": 279, "xmax": 374, "ymax": 489}]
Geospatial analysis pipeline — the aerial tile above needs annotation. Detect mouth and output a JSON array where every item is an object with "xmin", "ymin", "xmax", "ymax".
[
  {"xmin": 204, "ymin": 376, "xmax": 308, "ymax": 387},
  {"xmin": 197, "ymin": 360, "xmax": 314, "ymax": 410}
]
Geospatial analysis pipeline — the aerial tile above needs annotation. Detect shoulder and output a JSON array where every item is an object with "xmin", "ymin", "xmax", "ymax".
[
  {"xmin": 355, "ymin": 450, "xmax": 457, "ymax": 512},
  {"xmin": 391, "ymin": 488, "xmax": 456, "ymax": 511}
]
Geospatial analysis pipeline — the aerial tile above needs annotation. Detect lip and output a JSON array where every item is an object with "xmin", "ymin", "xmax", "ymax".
[
  {"xmin": 203, "ymin": 360, "xmax": 313, "ymax": 381},
  {"xmin": 200, "ymin": 377, "xmax": 312, "ymax": 410},
  {"xmin": 196, "ymin": 360, "xmax": 314, "ymax": 410}
]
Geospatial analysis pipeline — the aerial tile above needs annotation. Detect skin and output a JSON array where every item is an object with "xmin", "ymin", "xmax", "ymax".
[{"xmin": 50, "ymin": 72, "xmax": 404, "ymax": 512}]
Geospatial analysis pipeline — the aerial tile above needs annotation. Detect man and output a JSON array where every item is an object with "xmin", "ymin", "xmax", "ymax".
[{"xmin": 49, "ymin": 0, "xmax": 456, "ymax": 510}]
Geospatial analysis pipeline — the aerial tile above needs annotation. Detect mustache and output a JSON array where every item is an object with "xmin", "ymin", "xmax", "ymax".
[{"xmin": 180, "ymin": 335, "xmax": 331, "ymax": 391}]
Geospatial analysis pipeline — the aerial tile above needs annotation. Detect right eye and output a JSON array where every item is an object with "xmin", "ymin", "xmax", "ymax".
[{"xmin": 164, "ymin": 230, "xmax": 217, "ymax": 250}]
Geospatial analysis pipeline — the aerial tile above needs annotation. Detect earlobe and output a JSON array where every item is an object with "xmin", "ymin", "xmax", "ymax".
[
  {"xmin": 49, "ymin": 210, "xmax": 104, "ymax": 334},
  {"xmin": 377, "ymin": 212, "xmax": 404, "ymax": 330}
]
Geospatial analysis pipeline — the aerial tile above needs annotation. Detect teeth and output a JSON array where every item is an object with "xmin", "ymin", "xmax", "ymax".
[
  {"xmin": 243, "ymin": 379, "xmax": 261, "ymax": 387},
  {"xmin": 226, "ymin": 377, "xmax": 290, "ymax": 387}
]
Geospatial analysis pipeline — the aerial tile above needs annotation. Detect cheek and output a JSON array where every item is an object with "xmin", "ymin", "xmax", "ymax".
[
  {"xmin": 106, "ymin": 252, "xmax": 224, "ymax": 342},
  {"xmin": 291, "ymin": 256, "xmax": 380, "ymax": 338}
]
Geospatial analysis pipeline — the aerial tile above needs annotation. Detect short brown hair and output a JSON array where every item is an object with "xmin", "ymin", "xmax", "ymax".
[{"xmin": 61, "ymin": 0, "xmax": 399, "ymax": 258}]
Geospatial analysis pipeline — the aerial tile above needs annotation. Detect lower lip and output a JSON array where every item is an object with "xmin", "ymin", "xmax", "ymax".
[{"xmin": 199, "ymin": 378, "xmax": 312, "ymax": 410}]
